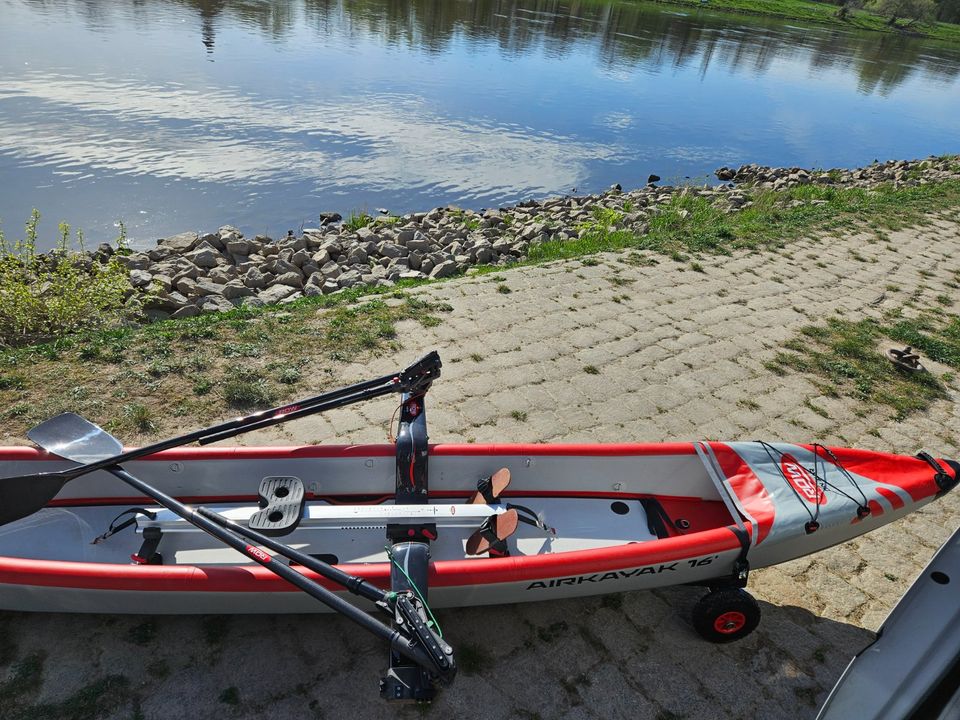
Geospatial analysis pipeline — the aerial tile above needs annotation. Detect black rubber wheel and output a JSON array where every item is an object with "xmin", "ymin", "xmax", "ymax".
[{"xmin": 691, "ymin": 588, "xmax": 761, "ymax": 643}]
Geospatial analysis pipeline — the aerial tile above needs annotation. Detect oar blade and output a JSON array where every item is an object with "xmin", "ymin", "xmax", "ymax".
[
  {"xmin": 27, "ymin": 413, "xmax": 123, "ymax": 464},
  {"xmin": 0, "ymin": 473, "xmax": 68, "ymax": 526}
]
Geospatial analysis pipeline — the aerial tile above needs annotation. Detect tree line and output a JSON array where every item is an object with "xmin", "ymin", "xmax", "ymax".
[{"xmin": 829, "ymin": 0, "xmax": 960, "ymax": 25}]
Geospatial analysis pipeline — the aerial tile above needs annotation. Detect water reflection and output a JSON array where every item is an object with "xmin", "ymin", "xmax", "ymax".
[
  {"xmin": 0, "ymin": 74, "xmax": 616, "ymax": 195},
  {"xmin": 3, "ymin": 0, "xmax": 960, "ymax": 246},
  {"xmin": 19, "ymin": 0, "xmax": 960, "ymax": 92}
]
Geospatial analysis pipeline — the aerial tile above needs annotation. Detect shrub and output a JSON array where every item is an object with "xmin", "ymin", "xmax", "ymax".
[{"xmin": 0, "ymin": 211, "xmax": 135, "ymax": 345}]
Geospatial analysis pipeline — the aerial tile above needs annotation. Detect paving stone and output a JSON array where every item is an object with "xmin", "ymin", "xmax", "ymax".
[{"xmin": 14, "ymin": 215, "xmax": 960, "ymax": 720}]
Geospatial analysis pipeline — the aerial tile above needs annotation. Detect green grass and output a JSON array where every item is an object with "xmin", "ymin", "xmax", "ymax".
[
  {"xmin": 651, "ymin": 0, "xmax": 960, "ymax": 43},
  {"xmin": 0, "ymin": 288, "xmax": 452, "ymax": 442},
  {"xmin": 528, "ymin": 180, "xmax": 960, "ymax": 263},
  {"xmin": 766, "ymin": 310, "xmax": 960, "ymax": 420},
  {"xmin": 343, "ymin": 211, "xmax": 373, "ymax": 231}
]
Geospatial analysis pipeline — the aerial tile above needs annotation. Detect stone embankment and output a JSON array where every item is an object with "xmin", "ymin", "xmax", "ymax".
[{"xmin": 101, "ymin": 156, "xmax": 958, "ymax": 319}]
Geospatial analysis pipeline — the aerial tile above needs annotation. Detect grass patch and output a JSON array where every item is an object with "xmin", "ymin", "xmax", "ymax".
[
  {"xmin": 343, "ymin": 211, "xmax": 373, "ymax": 231},
  {"xmin": 528, "ymin": 180, "xmax": 960, "ymax": 263},
  {"xmin": 0, "ymin": 290, "xmax": 450, "ymax": 442},
  {"xmin": 510, "ymin": 410, "xmax": 528, "ymax": 422},
  {"xmin": 766, "ymin": 311, "xmax": 958, "ymax": 420},
  {"xmin": 583, "ymin": 365, "xmax": 600, "ymax": 375}
]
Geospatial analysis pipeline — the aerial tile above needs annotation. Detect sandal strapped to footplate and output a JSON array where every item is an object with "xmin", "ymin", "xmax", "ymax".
[
  {"xmin": 466, "ymin": 509, "xmax": 519, "ymax": 557},
  {"xmin": 469, "ymin": 468, "xmax": 511, "ymax": 504}
]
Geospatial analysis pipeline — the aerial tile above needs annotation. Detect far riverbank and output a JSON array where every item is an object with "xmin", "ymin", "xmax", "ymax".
[{"xmin": 652, "ymin": 0, "xmax": 960, "ymax": 42}]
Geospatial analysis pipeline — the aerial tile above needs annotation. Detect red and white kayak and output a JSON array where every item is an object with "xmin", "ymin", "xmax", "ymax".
[{"xmin": 0, "ymin": 440, "xmax": 954, "ymax": 623}]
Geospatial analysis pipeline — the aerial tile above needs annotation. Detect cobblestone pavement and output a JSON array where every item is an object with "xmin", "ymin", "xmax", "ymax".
[{"xmin": 5, "ymin": 215, "xmax": 960, "ymax": 719}]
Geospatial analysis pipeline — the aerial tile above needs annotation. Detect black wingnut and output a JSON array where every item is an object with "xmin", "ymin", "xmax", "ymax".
[{"xmin": 248, "ymin": 476, "xmax": 306, "ymax": 536}]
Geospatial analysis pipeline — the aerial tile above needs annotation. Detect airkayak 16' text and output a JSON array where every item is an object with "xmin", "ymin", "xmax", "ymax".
[{"xmin": 526, "ymin": 556, "xmax": 720, "ymax": 590}]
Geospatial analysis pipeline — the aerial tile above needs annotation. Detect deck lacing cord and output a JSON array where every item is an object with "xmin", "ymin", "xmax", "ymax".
[
  {"xmin": 384, "ymin": 545, "xmax": 443, "ymax": 638},
  {"xmin": 90, "ymin": 508, "xmax": 157, "ymax": 545},
  {"xmin": 810, "ymin": 444, "xmax": 871, "ymax": 517},
  {"xmin": 756, "ymin": 442, "xmax": 871, "ymax": 531},
  {"xmin": 757, "ymin": 442, "xmax": 824, "ymax": 532}
]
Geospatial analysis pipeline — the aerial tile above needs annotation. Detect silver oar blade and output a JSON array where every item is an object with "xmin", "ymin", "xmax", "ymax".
[{"xmin": 27, "ymin": 413, "xmax": 124, "ymax": 464}]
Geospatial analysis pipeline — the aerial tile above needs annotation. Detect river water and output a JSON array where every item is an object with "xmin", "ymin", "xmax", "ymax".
[{"xmin": 1, "ymin": 0, "xmax": 959, "ymax": 247}]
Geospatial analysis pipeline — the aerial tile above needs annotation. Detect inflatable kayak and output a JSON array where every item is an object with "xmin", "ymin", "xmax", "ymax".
[{"xmin": 0, "ymin": 352, "xmax": 955, "ymax": 700}]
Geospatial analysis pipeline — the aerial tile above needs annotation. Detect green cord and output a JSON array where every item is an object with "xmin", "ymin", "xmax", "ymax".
[{"xmin": 384, "ymin": 546, "xmax": 444, "ymax": 638}]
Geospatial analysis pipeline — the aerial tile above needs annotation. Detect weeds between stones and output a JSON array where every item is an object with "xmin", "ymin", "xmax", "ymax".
[{"xmin": 0, "ymin": 211, "xmax": 135, "ymax": 344}]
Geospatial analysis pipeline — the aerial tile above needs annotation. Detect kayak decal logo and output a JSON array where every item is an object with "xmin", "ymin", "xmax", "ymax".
[
  {"xmin": 246, "ymin": 545, "xmax": 272, "ymax": 563},
  {"xmin": 525, "ymin": 556, "xmax": 719, "ymax": 590},
  {"xmin": 781, "ymin": 454, "xmax": 826, "ymax": 505}
]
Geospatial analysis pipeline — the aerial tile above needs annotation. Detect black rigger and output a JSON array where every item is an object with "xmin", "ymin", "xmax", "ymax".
[{"xmin": 0, "ymin": 351, "xmax": 455, "ymax": 694}]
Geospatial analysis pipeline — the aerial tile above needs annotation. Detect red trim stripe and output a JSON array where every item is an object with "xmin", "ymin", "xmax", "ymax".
[
  {"xmin": 876, "ymin": 486, "xmax": 906, "ymax": 510},
  {"xmin": 0, "ymin": 526, "xmax": 741, "ymax": 593}
]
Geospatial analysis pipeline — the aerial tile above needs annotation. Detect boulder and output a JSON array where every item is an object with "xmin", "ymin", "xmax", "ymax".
[
  {"xmin": 175, "ymin": 277, "xmax": 199, "ymax": 295},
  {"xmin": 196, "ymin": 295, "xmax": 234, "ymax": 313},
  {"xmin": 195, "ymin": 281, "xmax": 226, "ymax": 297},
  {"xmin": 159, "ymin": 231, "xmax": 199, "ymax": 254},
  {"xmin": 186, "ymin": 246, "xmax": 222, "ymax": 269},
  {"xmin": 152, "ymin": 274, "xmax": 173, "ymax": 292},
  {"xmin": 226, "ymin": 238, "xmax": 251, "ymax": 255},
  {"xmin": 222, "ymin": 280, "xmax": 254, "ymax": 300},
  {"xmin": 291, "ymin": 249, "xmax": 312, "ymax": 267},
  {"xmin": 337, "ymin": 269, "xmax": 362, "ymax": 288},
  {"xmin": 129, "ymin": 269, "xmax": 153, "ymax": 288},
  {"xmin": 273, "ymin": 272, "xmax": 303, "ymax": 288},
  {"xmin": 258, "ymin": 285, "xmax": 299, "ymax": 304},
  {"xmin": 116, "ymin": 253, "xmax": 151, "ymax": 270},
  {"xmin": 429, "ymin": 260, "xmax": 457, "ymax": 279},
  {"xmin": 147, "ymin": 245, "xmax": 175, "ymax": 262},
  {"xmin": 171, "ymin": 305, "xmax": 201, "ymax": 319},
  {"xmin": 347, "ymin": 246, "xmax": 368, "ymax": 265}
]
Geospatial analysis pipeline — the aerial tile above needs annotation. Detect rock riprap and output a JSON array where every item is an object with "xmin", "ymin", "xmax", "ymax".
[{"xmin": 85, "ymin": 156, "xmax": 960, "ymax": 319}]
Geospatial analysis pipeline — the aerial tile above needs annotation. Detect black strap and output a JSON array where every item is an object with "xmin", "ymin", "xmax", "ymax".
[
  {"xmin": 476, "ymin": 516, "xmax": 509, "ymax": 557},
  {"xmin": 476, "ymin": 475, "xmax": 498, "ymax": 504},
  {"xmin": 728, "ymin": 525, "xmax": 750, "ymax": 587},
  {"xmin": 917, "ymin": 452, "xmax": 959, "ymax": 493},
  {"xmin": 505, "ymin": 503, "xmax": 554, "ymax": 535},
  {"xmin": 92, "ymin": 507, "xmax": 157, "ymax": 545}
]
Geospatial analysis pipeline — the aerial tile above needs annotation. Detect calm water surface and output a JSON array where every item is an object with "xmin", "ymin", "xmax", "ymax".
[{"xmin": 1, "ymin": 0, "xmax": 959, "ymax": 247}]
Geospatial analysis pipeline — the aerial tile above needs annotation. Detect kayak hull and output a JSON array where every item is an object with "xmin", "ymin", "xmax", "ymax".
[{"xmin": 0, "ymin": 441, "xmax": 951, "ymax": 614}]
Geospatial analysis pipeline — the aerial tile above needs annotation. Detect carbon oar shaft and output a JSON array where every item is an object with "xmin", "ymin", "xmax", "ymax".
[{"xmin": 107, "ymin": 466, "xmax": 436, "ymax": 670}]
